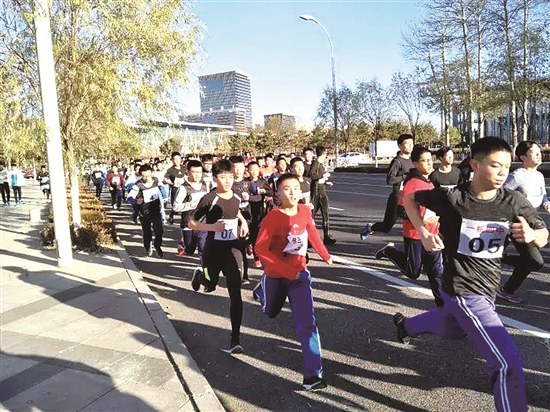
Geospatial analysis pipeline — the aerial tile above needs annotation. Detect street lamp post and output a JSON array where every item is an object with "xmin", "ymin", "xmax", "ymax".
[{"xmin": 299, "ymin": 14, "xmax": 338, "ymax": 166}]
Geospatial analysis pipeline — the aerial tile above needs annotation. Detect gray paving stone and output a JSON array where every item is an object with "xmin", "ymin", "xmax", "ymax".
[
  {"xmin": 0, "ymin": 353, "xmax": 39, "ymax": 381},
  {"xmin": 38, "ymin": 314, "xmax": 126, "ymax": 342},
  {"xmin": 81, "ymin": 380, "xmax": 188, "ymax": 412},
  {"xmin": 1, "ymin": 304, "xmax": 89, "ymax": 335},
  {"xmin": 0, "ymin": 361, "xmax": 65, "ymax": 402},
  {"xmin": 0, "ymin": 330, "xmax": 28, "ymax": 350},
  {"xmin": 1, "ymin": 368, "xmax": 114, "ymax": 411},
  {"xmin": 102, "ymin": 353, "xmax": 175, "ymax": 387}
]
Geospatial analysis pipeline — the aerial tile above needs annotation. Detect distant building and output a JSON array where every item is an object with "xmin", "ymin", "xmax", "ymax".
[
  {"xmin": 264, "ymin": 113, "xmax": 296, "ymax": 135},
  {"xmin": 183, "ymin": 70, "xmax": 253, "ymax": 132}
]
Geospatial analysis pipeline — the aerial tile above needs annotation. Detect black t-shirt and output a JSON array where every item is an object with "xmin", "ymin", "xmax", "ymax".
[
  {"xmin": 387, "ymin": 155, "xmax": 414, "ymax": 192},
  {"xmin": 247, "ymin": 177, "xmax": 272, "ymax": 203},
  {"xmin": 414, "ymin": 184, "xmax": 546, "ymax": 299},
  {"xmin": 232, "ymin": 179, "xmax": 252, "ymax": 220},
  {"xmin": 164, "ymin": 166, "xmax": 186, "ymax": 187},
  {"xmin": 430, "ymin": 167, "xmax": 461, "ymax": 189},
  {"xmin": 299, "ymin": 177, "xmax": 312, "ymax": 204},
  {"xmin": 193, "ymin": 191, "xmax": 241, "ymax": 247}
]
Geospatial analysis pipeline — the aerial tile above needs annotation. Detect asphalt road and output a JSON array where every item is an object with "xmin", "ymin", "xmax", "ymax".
[{"xmin": 107, "ymin": 173, "xmax": 550, "ymax": 412}]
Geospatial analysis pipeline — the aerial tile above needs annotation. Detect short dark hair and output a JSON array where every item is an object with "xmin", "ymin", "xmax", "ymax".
[
  {"xmin": 303, "ymin": 147, "xmax": 313, "ymax": 155},
  {"xmin": 315, "ymin": 146, "xmax": 326, "ymax": 157},
  {"xmin": 276, "ymin": 172, "xmax": 300, "ymax": 190},
  {"xmin": 411, "ymin": 146, "xmax": 432, "ymax": 163},
  {"xmin": 435, "ymin": 146, "xmax": 453, "ymax": 160},
  {"xmin": 186, "ymin": 160, "xmax": 202, "ymax": 170},
  {"xmin": 213, "ymin": 159, "xmax": 234, "ymax": 176},
  {"xmin": 201, "ymin": 154, "xmax": 213, "ymax": 162},
  {"xmin": 471, "ymin": 136, "xmax": 512, "ymax": 161},
  {"xmin": 230, "ymin": 155, "xmax": 245, "ymax": 164},
  {"xmin": 397, "ymin": 134, "xmax": 414, "ymax": 145},
  {"xmin": 515, "ymin": 140, "xmax": 539, "ymax": 160},
  {"xmin": 139, "ymin": 164, "xmax": 152, "ymax": 174},
  {"xmin": 247, "ymin": 161, "xmax": 259, "ymax": 168},
  {"xmin": 290, "ymin": 157, "xmax": 304, "ymax": 167},
  {"xmin": 171, "ymin": 151, "xmax": 182, "ymax": 159},
  {"xmin": 265, "ymin": 153, "xmax": 274, "ymax": 159}
]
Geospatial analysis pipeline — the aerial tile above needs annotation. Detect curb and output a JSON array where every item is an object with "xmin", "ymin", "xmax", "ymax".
[{"xmin": 115, "ymin": 241, "xmax": 225, "ymax": 412}]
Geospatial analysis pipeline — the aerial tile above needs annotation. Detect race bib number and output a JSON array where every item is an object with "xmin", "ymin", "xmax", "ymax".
[
  {"xmin": 142, "ymin": 187, "xmax": 159, "ymax": 203},
  {"xmin": 174, "ymin": 177, "xmax": 185, "ymax": 187},
  {"xmin": 111, "ymin": 176, "xmax": 120, "ymax": 185},
  {"xmin": 423, "ymin": 208, "xmax": 437, "ymax": 220},
  {"xmin": 42, "ymin": 184, "xmax": 50, "ymax": 190},
  {"xmin": 458, "ymin": 218, "xmax": 509, "ymax": 259},
  {"xmin": 94, "ymin": 172, "xmax": 102, "ymax": 178},
  {"xmin": 214, "ymin": 218, "xmax": 239, "ymax": 241},
  {"xmin": 283, "ymin": 230, "xmax": 308, "ymax": 256}
]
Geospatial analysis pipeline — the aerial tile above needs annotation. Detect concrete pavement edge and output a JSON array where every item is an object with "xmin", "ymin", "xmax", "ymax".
[{"xmin": 115, "ymin": 241, "xmax": 225, "ymax": 412}]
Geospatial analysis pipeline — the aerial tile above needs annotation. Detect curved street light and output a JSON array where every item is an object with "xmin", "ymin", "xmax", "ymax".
[{"xmin": 300, "ymin": 14, "xmax": 338, "ymax": 165}]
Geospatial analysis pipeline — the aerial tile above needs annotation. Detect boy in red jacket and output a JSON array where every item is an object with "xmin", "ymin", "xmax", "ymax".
[
  {"xmin": 375, "ymin": 146, "xmax": 443, "ymax": 307},
  {"xmin": 253, "ymin": 173, "xmax": 332, "ymax": 391}
]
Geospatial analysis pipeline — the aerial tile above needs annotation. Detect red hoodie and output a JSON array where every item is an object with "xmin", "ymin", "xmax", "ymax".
[
  {"xmin": 255, "ymin": 204, "xmax": 331, "ymax": 279},
  {"xmin": 399, "ymin": 173, "xmax": 439, "ymax": 239}
]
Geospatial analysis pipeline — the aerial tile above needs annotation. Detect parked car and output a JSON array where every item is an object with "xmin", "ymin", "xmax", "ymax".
[{"xmin": 337, "ymin": 152, "xmax": 368, "ymax": 167}]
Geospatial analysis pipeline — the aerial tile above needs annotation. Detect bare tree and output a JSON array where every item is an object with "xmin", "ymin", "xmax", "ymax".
[{"xmin": 390, "ymin": 70, "xmax": 427, "ymax": 139}]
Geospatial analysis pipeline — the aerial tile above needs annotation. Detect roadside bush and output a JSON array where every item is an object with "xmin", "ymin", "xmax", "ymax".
[{"xmin": 41, "ymin": 185, "xmax": 117, "ymax": 252}]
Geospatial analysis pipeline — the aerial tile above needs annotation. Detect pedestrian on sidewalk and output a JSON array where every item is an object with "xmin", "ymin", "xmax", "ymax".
[
  {"xmin": 253, "ymin": 172, "xmax": 332, "ymax": 391},
  {"xmin": 188, "ymin": 159, "xmax": 249, "ymax": 354},
  {"xmin": 127, "ymin": 164, "xmax": 165, "ymax": 258},
  {"xmin": 36, "ymin": 165, "xmax": 51, "ymax": 202},
  {"xmin": 0, "ymin": 162, "xmax": 11, "ymax": 206},
  {"xmin": 90, "ymin": 164, "xmax": 104, "ymax": 199},
  {"xmin": 396, "ymin": 137, "xmax": 548, "ymax": 412},
  {"xmin": 9, "ymin": 165, "xmax": 25, "ymax": 206}
]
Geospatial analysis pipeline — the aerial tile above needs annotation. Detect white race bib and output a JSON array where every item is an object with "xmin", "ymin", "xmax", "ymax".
[
  {"xmin": 111, "ymin": 176, "xmax": 120, "ymax": 185},
  {"xmin": 423, "ymin": 208, "xmax": 437, "ymax": 220},
  {"xmin": 94, "ymin": 172, "xmax": 102, "ymax": 178},
  {"xmin": 142, "ymin": 187, "xmax": 159, "ymax": 203},
  {"xmin": 282, "ymin": 230, "xmax": 308, "ymax": 256},
  {"xmin": 458, "ymin": 218, "xmax": 509, "ymax": 259},
  {"xmin": 174, "ymin": 177, "xmax": 185, "ymax": 187},
  {"xmin": 214, "ymin": 218, "xmax": 239, "ymax": 241},
  {"xmin": 42, "ymin": 184, "xmax": 50, "ymax": 190}
]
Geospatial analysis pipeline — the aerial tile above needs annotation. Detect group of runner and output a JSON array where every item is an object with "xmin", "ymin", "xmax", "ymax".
[{"xmin": 103, "ymin": 136, "xmax": 547, "ymax": 407}]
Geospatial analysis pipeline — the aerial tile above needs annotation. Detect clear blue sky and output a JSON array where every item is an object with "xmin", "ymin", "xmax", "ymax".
[{"xmin": 180, "ymin": 0, "xmax": 423, "ymax": 127}]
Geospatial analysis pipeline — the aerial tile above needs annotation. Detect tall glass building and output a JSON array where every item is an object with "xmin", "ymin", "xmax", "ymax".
[{"xmin": 198, "ymin": 70, "xmax": 253, "ymax": 131}]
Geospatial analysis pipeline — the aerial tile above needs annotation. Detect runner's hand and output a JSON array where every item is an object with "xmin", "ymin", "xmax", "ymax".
[
  {"xmin": 211, "ymin": 222, "xmax": 225, "ymax": 232},
  {"xmin": 419, "ymin": 230, "xmax": 444, "ymax": 251},
  {"xmin": 511, "ymin": 216, "xmax": 536, "ymax": 243},
  {"xmin": 239, "ymin": 221, "xmax": 249, "ymax": 238}
]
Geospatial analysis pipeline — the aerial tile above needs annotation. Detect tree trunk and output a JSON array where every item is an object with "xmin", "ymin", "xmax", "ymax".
[
  {"xmin": 503, "ymin": 0, "xmax": 519, "ymax": 146},
  {"xmin": 66, "ymin": 143, "xmax": 81, "ymax": 229},
  {"xmin": 459, "ymin": 0, "xmax": 475, "ymax": 144}
]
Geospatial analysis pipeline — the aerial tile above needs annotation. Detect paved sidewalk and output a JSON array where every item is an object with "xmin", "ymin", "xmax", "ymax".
[{"xmin": 0, "ymin": 180, "xmax": 224, "ymax": 411}]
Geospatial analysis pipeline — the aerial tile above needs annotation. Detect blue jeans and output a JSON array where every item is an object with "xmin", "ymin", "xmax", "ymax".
[
  {"xmin": 405, "ymin": 290, "xmax": 526, "ymax": 412},
  {"xmin": 254, "ymin": 270, "xmax": 323, "ymax": 380}
]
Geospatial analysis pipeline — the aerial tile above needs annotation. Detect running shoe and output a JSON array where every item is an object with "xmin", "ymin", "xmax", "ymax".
[
  {"xmin": 241, "ymin": 278, "xmax": 251, "ymax": 286},
  {"xmin": 168, "ymin": 215, "xmax": 174, "ymax": 225},
  {"xmin": 145, "ymin": 248, "xmax": 153, "ymax": 257},
  {"xmin": 360, "ymin": 222, "xmax": 374, "ymax": 242},
  {"xmin": 203, "ymin": 286, "xmax": 216, "ymax": 293},
  {"xmin": 253, "ymin": 258, "xmax": 262, "ymax": 268},
  {"xmin": 222, "ymin": 344, "xmax": 244, "ymax": 355},
  {"xmin": 191, "ymin": 267, "xmax": 202, "ymax": 292},
  {"xmin": 375, "ymin": 242, "xmax": 394, "ymax": 260},
  {"xmin": 246, "ymin": 245, "xmax": 254, "ymax": 257},
  {"xmin": 496, "ymin": 289, "xmax": 523, "ymax": 304},
  {"xmin": 323, "ymin": 236, "xmax": 337, "ymax": 245},
  {"xmin": 302, "ymin": 376, "xmax": 327, "ymax": 391},
  {"xmin": 177, "ymin": 238, "xmax": 185, "ymax": 256},
  {"xmin": 393, "ymin": 312, "xmax": 410, "ymax": 344},
  {"xmin": 155, "ymin": 247, "xmax": 164, "ymax": 258}
]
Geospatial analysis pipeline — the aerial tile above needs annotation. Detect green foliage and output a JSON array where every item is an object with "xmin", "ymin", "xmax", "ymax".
[{"xmin": 159, "ymin": 136, "xmax": 183, "ymax": 157}]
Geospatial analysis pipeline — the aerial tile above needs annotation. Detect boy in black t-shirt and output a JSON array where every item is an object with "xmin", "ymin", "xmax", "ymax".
[
  {"xmin": 398, "ymin": 137, "xmax": 548, "ymax": 412},
  {"xmin": 188, "ymin": 159, "xmax": 249, "ymax": 354}
]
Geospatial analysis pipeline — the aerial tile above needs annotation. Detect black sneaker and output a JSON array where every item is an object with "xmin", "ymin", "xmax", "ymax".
[
  {"xmin": 393, "ymin": 312, "xmax": 410, "ymax": 344},
  {"xmin": 168, "ymin": 215, "xmax": 174, "ymax": 225},
  {"xmin": 375, "ymin": 242, "xmax": 394, "ymax": 260},
  {"xmin": 154, "ymin": 247, "xmax": 164, "ymax": 258},
  {"xmin": 323, "ymin": 237, "xmax": 337, "ymax": 245},
  {"xmin": 302, "ymin": 376, "xmax": 327, "ymax": 391},
  {"xmin": 191, "ymin": 267, "xmax": 202, "ymax": 292},
  {"xmin": 221, "ymin": 344, "xmax": 244, "ymax": 355},
  {"xmin": 203, "ymin": 285, "xmax": 216, "ymax": 293}
]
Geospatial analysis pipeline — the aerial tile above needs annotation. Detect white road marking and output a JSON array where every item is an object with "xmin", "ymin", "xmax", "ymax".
[
  {"xmin": 328, "ymin": 189, "xmax": 389, "ymax": 198},
  {"xmin": 332, "ymin": 255, "xmax": 550, "ymax": 341},
  {"xmin": 329, "ymin": 206, "xmax": 345, "ymax": 211}
]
